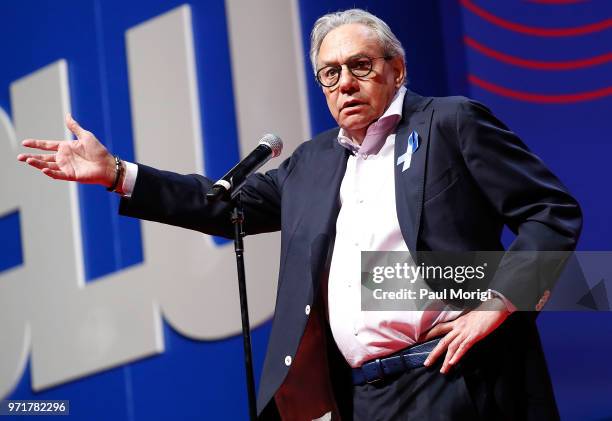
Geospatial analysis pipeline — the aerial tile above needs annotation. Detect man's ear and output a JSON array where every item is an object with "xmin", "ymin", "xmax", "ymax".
[{"xmin": 390, "ymin": 56, "xmax": 406, "ymax": 88}]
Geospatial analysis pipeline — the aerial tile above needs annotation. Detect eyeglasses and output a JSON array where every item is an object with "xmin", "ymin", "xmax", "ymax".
[{"xmin": 316, "ymin": 55, "xmax": 391, "ymax": 88}]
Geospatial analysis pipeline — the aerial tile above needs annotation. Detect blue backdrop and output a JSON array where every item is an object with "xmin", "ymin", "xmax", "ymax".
[{"xmin": 1, "ymin": 0, "xmax": 610, "ymax": 419}]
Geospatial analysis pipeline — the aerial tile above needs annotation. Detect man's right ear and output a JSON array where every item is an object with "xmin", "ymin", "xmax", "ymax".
[{"xmin": 391, "ymin": 57, "xmax": 406, "ymax": 88}]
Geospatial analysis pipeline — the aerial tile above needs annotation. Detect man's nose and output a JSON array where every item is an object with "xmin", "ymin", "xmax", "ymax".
[{"xmin": 337, "ymin": 64, "xmax": 359, "ymax": 93}]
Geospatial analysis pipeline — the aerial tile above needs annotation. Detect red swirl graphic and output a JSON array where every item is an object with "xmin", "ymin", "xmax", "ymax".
[
  {"xmin": 461, "ymin": 0, "xmax": 612, "ymax": 36},
  {"xmin": 468, "ymin": 74, "xmax": 612, "ymax": 103},
  {"xmin": 464, "ymin": 36, "xmax": 612, "ymax": 70}
]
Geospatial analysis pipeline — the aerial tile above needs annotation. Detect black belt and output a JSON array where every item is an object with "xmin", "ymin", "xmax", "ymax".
[{"xmin": 352, "ymin": 338, "xmax": 441, "ymax": 385}]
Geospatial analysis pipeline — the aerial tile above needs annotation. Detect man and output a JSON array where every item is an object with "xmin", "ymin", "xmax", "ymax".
[{"xmin": 18, "ymin": 9, "xmax": 581, "ymax": 421}]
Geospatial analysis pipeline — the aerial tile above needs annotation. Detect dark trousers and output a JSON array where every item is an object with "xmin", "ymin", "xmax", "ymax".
[
  {"xmin": 353, "ymin": 362, "xmax": 478, "ymax": 421},
  {"xmin": 349, "ymin": 314, "xmax": 560, "ymax": 421}
]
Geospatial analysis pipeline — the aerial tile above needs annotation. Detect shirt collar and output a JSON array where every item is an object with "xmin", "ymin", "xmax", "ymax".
[{"xmin": 337, "ymin": 86, "xmax": 406, "ymax": 154}]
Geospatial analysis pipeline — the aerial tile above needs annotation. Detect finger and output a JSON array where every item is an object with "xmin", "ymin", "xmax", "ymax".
[
  {"xmin": 66, "ymin": 113, "xmax": 85, "ymax": 138},
  {"xmin": 17, "ymin": 153, "xmax": 56, "ymax": 162},
  {"xmin": 424, "ymin": 329, "xmax": 459, "ymax": 367},
  {"xmin": 422, "ymin": 321, "xmax": 454, "ymax": 342},
  {"xmin": 22, "ymin": 139, "xmax": 61, "ymax": 151},
  {"xmin": 26, "ymin": 158, "xmax": 60, "ymax": 171},
  {"xmin": 441, "ymin": 335, "xmax": 466, "ymax": 374},
  {"xmin": 448, "ymin": 336, "xmax": 475, "ymax": 367},
  {"xmin": 41, "ymin": 168, "xmax": 72, "ymax": 181}
]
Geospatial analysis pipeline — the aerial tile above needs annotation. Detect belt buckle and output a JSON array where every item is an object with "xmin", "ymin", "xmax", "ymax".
[{"xmin": 364, "ymin": 358, "xmax": 385, "ymax": 384}]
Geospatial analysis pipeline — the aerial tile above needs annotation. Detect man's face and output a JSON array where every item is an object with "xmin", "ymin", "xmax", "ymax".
[{"xmin": 317, "ymin": 24, "xmax": 405, "ymax": 141}]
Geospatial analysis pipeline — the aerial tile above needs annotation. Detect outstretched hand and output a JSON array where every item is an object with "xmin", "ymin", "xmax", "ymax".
[{"xmin": 17, "ymin": 114, "xmax": 116, "ymax": 187}]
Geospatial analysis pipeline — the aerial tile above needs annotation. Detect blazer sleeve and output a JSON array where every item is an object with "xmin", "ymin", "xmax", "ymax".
[
  {"xmin": 118, "ymin": 147, "xmax": 301, "ymax": 239},
  {"xmin": 455, "ymin": 99, "xmax": 583, "ymax": 310}
]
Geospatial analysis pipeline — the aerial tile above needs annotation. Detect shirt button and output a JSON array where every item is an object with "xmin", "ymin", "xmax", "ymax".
[
  {"xmin": 304, "ymin": 305, "xmax": 311, "ymax": 315},
  {"xmin": 284, "ymin": 355, "xmax": 292, "ymax": 366}
]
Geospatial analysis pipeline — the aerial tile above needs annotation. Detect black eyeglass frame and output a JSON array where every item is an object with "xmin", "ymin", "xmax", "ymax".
[{"xmin": 315, "ymin": 55, "xmax": 392, "ymax": 88}]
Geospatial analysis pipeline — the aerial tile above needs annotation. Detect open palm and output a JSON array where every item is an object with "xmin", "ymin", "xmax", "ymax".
[{"xmin": 17, "ymin": 114, "xmax": 115, "ymax": 186}]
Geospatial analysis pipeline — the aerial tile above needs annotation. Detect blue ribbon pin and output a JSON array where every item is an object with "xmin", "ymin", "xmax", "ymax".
[{"xmin": 397, "ymin": 130, "xmax": 420, "ymax": 172}]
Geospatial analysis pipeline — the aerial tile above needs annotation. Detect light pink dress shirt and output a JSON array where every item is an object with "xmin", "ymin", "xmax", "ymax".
[{"xmin": 327, "ymin": 87, "xmax": 464, "ymax": 368}]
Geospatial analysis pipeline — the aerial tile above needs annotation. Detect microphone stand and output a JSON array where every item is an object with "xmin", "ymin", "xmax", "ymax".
[{"xmin": 230, "ymin": 192, "xmax": 258, "ymax": 421}]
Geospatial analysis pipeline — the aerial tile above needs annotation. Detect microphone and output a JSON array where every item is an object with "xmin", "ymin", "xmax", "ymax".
[{"xmin": 206, "ymin": 134, "xmax": 283, "ymax": 201}]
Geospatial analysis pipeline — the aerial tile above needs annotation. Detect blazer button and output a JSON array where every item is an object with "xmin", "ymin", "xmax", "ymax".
[
  {"xmin": 284, "ymin": 355, "xmax": 292, "ymax": 366},
  {"xmin": 305, "ymin": 305, "xmax": 311, "ymax": 315}
]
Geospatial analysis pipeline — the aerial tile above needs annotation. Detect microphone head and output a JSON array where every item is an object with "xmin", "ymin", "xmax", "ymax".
[{"xmin": 259, "ymin": 133, "xmax": 283, "ymax": 158}]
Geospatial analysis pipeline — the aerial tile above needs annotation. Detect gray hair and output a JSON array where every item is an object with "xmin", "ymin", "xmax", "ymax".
[{"xmin": 309, "ymin": 9, "xmax": 406, "ymax": 75}]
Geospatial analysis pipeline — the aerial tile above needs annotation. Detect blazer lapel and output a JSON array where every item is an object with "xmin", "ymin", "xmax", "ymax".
[
  {"xmin": 307, "ymin": 137, "xmax": 350, "ymax": 294},
  {"xmin": 394, "ymin": 92, "xmax": 434, "ymax": 258}
]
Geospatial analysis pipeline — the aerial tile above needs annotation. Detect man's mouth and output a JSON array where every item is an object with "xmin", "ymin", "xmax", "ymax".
[{"xmin": 341, "ymin": 100, "xmax": 365, "ymax": 111}]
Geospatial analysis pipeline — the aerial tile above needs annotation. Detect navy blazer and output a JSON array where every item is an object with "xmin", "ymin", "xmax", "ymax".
[{"xmin": 120, "ymin": 90, "xmax": 582, "ymax": 419}]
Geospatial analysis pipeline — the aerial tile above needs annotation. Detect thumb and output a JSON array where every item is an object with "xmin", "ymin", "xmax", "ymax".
[{"xmin": 65, "ymin": 113, "xmax": 85, "ymax": 139}]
